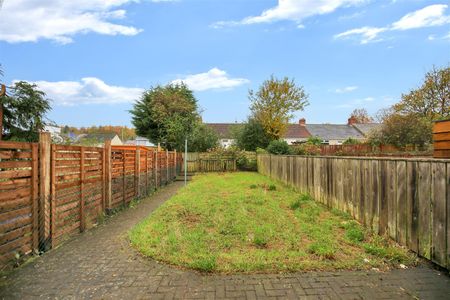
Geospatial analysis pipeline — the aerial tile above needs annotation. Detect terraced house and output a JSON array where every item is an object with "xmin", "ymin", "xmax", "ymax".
[{"xmin": 207, "ymin": 117, "xmax": 381, "ymax": 147}]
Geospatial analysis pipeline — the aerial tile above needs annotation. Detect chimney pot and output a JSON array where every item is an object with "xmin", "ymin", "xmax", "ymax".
[
  {"xmin": 299, "ymin": 118, "xmax": 306, "ymax": 126},
  {"xmin": 348, "ymin": 116, "xmax": 357, "ymax": 125}
]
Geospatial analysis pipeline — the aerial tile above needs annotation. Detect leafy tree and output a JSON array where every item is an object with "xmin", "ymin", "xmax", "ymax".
[
  {"xmin": 130, "ymin": 83, "xmax": 199, "ymax": 150},
  {"xmin": 250, "ymin": 76, "xmax": 309, "ymax": 140},
  {"xmin": 349, "ymin": 108, "xmax": 373, "ymax": 123},
  {"xmin": 370, "ymin": 112, "xmax": 432, "ymax": 148},
  {"xmin": 2, "ymin": 81, "xmax": 51, "ymax": 142},
  {"xmin": 393, "ymin": 65, "xmax": 449, "ymax": 120},
  {"xmin": 188, "ymin": 122, "xmax": 219, "ymax": 152},
  {"xmin": 266, "ymin": 140, "xmax": 292, "ymax": 155},
  {"xmin": 233, "ymin": 118, "xmax": 272, "ymax": 151}
]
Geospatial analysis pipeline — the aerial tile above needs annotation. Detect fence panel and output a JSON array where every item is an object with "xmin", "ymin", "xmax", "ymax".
[
  {"xmin": 0, "ymin": 141, "xmax": 38, "ymax": 266},
  {"xmin": 51, "ymin": 145, "xmax": 104, "ymax": 246},
  {"xmin": 1, "ymin": 139, "xmax": 182, "ymax": 270},
  {"xmin": 258, "ymin": 154, "xmax": 450, "ymax": 270}
]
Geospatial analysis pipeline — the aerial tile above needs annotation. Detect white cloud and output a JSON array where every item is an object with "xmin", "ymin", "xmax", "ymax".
[
  {"xmin": 335, "ymin": 86, "xmax": 358, "ymax": 93},
  {"xmin": 335, "ymin": 4, "xmax": 450, "ymax": 44},
  {"xmin": 171, "ymin": 68, "xmax": 250, "ymax": 92},
  {"xmin": 212, "ymin": 0, "xmax": 366, "ymax": 28},
  {"xmin": 0, "ymin": 0, "xmax": 173, "ymax": 44},
  {"xmin": 24, "ymin": 77, "xmax": 144, "ymax": 105},
  {"xmin": 391, "ymin": 4, "xmax": 450, "ymax": 30}
]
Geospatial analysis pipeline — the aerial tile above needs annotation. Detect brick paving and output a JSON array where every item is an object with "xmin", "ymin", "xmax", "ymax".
[{"xmin": 1, "ymin": 181, "xmax": 449, "ymax": 299}]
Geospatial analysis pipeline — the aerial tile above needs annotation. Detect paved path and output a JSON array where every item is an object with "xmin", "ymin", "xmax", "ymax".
[{"xmin": 1, "ymin": 182, "xmax": 449, "ymax": 299}]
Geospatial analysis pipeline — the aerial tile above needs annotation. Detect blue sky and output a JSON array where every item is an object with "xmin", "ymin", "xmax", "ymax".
[{"xmin": 0, "ymin": 0, "xmax": 449, "ymax": 127}]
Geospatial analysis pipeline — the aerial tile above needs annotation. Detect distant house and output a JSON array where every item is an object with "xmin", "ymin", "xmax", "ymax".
[
  {"xmin": 125, "ymin": 136, "xmax": 155, "ymax": 147},
  {"xmin": 76, "ymin": 133, "xmax": 122, "ymax": 147},
  {"xmin": 207, "ymin": 120, "xmax": 310, "ymax": 148},
  {"xmin": 303, "ymin": 117, "xmax": 380, "ymax": 145},
  {"xmin": 207, "ymin": 117, "xmax": 381, "ymax": 147},
  {"xmin": 44, "ymin": 125, "xmax": 64, "ymax": 143}
]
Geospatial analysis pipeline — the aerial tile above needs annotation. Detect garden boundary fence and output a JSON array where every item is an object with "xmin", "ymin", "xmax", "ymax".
[
  {"xmin": 257, "ymin": 154, "xmax": 450, "ymax": 270},
  {"xmin": 314, "ymin": 144, "xmax": 430, "ymax": 157},
  {"xmin": 0, "ymin": 133, "xmax": 182, "ymax": 269},
  {"xmin": 182, "ymin": 152, "xmax": 236, "ymax": 173}
]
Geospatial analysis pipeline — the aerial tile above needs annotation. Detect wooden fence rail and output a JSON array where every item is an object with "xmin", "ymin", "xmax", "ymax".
[
  {"xmin": 0, "ymin": 134, "xmax": 182, "ymax": 269},
  {"xmin": 257, "ymin": 154, "xmax": 450, "ymax": 270}
]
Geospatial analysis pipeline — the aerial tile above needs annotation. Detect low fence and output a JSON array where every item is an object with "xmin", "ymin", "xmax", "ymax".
[
  {"xmin": 257, "ymin": 154, "xmax": 450, "ymax": 270},
  {"xmin": 183, "ymin": 152, "xmax": 236, "ymax": 173},
  {"xmin": 0, "ymin": 134, "xmax": 182, "ymax": 269}
]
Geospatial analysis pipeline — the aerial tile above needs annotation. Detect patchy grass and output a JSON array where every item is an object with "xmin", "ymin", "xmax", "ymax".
[{"xmin": 130, "ymin": 172, "xmax": 415, "ymax": 273}]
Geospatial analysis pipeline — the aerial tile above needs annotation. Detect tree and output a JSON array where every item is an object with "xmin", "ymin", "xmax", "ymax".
[
  {"xmin": 187, "ymin": 122, "xmax": 218, "ymax": 152},
  {"xmin": 266, "ymin": 140, "xmax": 292, "ymax": 155},
  {"xmin": 370, "ymin": 112, "xmax": 432, "ymax": 148},
  {"xmin": 349, "ymin": 108, "xmax": 373, "ymax": 123},
  {"xmin": 2, "ymin": 81, "xmax": 51, "ymax": 142},
  {"xmin": 233, "ymin": 118, "xmax": 272, "ymax": 151},
  {"xmin": 130, "ymin": 83, "xmax": 200, "ymax": 150},
  {"xmin": 250, "ymin": 76, "xmax": 309, "ymax": 140},
  {"xmin": 393, "ymin": 65, "xmax": 449, "ymax": 120}
]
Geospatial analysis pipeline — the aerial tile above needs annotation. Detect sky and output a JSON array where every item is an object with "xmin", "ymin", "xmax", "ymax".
[{"xmin": 0, "ymin": 0, "xmax": 449, "ymax": 127}]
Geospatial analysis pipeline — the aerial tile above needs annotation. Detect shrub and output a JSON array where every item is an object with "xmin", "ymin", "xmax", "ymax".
[
  {"xmin": 267, "ymin": 140, "xmax": 291, "ymax": 155},
  {"xmin": 268, "ymin": 184, "xmax": 276, "ymax": 191},
  {"xmin": 291, "ymin": 143, "xmax": 321, "ymax": 156},
  {"xmin": 342, "ymin": 137, "xmax": 360, "ymax": 145}
]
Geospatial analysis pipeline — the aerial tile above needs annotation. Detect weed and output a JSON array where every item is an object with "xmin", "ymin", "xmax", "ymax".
[
  {"xmin": 253, "ymin": 226, "xmax": 271, "ymax": 248},
  {"xmin": 249, "ymin": 184, "xmax": 258, "ymax": 189},
  {"xmin": 308, "ymin": 241, "xmax": 336, "ymax": 259},
  {"xmin": 268, "ymin": 184, "xmax": 277, "ymax": 191},
  {"xmin": 190, "ymin": 255, "xmax": 217, "ymax": 272},
  {"xmin": 345, "ymin": 226, "xmax": 365, "ymax": 243}
]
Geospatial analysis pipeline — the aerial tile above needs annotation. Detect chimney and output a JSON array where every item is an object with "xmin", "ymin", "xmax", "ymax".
[
  {"xmin": 348, "ymin": 116, "xmax": 357, "ymax": 126},
  {"xmin": 299, "ymin": 118, "xmax": 306, "ymax": 126}
]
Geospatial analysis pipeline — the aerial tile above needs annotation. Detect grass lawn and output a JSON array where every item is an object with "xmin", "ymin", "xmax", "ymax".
[{"xmin": 130, "ymin": 172, "xmax": 415, "ymax": 273}]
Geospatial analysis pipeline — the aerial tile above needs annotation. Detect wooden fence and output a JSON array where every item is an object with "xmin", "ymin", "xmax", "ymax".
[
  {"xmin": 313, "ymin": 144, "xmax": 429, "ymax": 157},
  {"xmin": 433, "ymin": 119, "xmax": 450, "ymax": 158},
  {"xmin": 0, "ymin": 134, "xmax": 182, "ymax": 268},
  {"xmin": 183, "ymin": 152, "xmax": 236, "ymax": 172},
  {"xmin": 257, "ymin": 154, "xmax": 450, "ymax": 270}
]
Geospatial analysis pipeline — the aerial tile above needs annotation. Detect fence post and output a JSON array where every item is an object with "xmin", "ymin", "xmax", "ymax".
[
  {"xmin": 135, "ymin": 147, "xmax": 140, "ymax": 198},
  {"xmin": 174, "ymin": 150, "xmax": 177, "ymax": 178},
  {"xmin": 166, "ymin": 149, "xmax": 169, "ymax": 184},
  {"xmin": 122, "ymin": 150, "xmax": 126, "ymax": 205},
  {"xmin": 155, "ymin": 150, "xmax": 159, "ymax": 188},
  {"xmin": 80, "ymin": 147, "xmax": 85, "ymax": 232},
  {"xmin": 104, "ymin": 140, "xmax": 112, "ymax": 211},
  {"xmin": 31, "ymin": 143, "xmax": 39, "ymax": 252},
  {"xmin": 38, "ymin": 132, "xmax": 52, "ymax": 250}
]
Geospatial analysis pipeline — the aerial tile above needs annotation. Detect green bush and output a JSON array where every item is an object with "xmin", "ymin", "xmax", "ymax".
[
  {"xmin": 291, "ymin": 143, "xmax": 321, "ymax": 156},
  {"xmin": 342, "ymin": 137, "xmax": 360, "ymax": 145},
  {"xmin": 266, "ymin": 140, "xmax": 291, "ymax": 155}
]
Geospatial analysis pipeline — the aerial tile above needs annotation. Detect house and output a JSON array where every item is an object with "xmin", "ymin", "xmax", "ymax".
[
  {"xmin": 207, "ymin": 117, "xmax": 381, "ymax": 147},
  {"xmin": 207, "ymin": 121, "xmax": 311, "ymax": 148},
  {"xmin": 43, "ymin": 125, "xmax": 64, "ymax": 143},
  {"xmin": 76, "ymin": 132, "xmax": 123, "ymax": 147},
  {"xmin": 125, "ymin": 136, "xmax": 155, "ymax": 147},
  {"xmin": 303, "ymin": 117, "xmax": 379, "ymax": 145}
]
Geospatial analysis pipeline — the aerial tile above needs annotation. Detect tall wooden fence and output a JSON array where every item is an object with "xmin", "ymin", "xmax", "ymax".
[
  {"xmin": 183, "ymin": 152, "xmax": 236, "ymax": 173},
  {"xmin": 0, "ymin": 134, "xmax": 182, "ymax": 269},
  {"xmin": 257, "ymin": 154, "xmax": 450, "ymax": 270}
]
